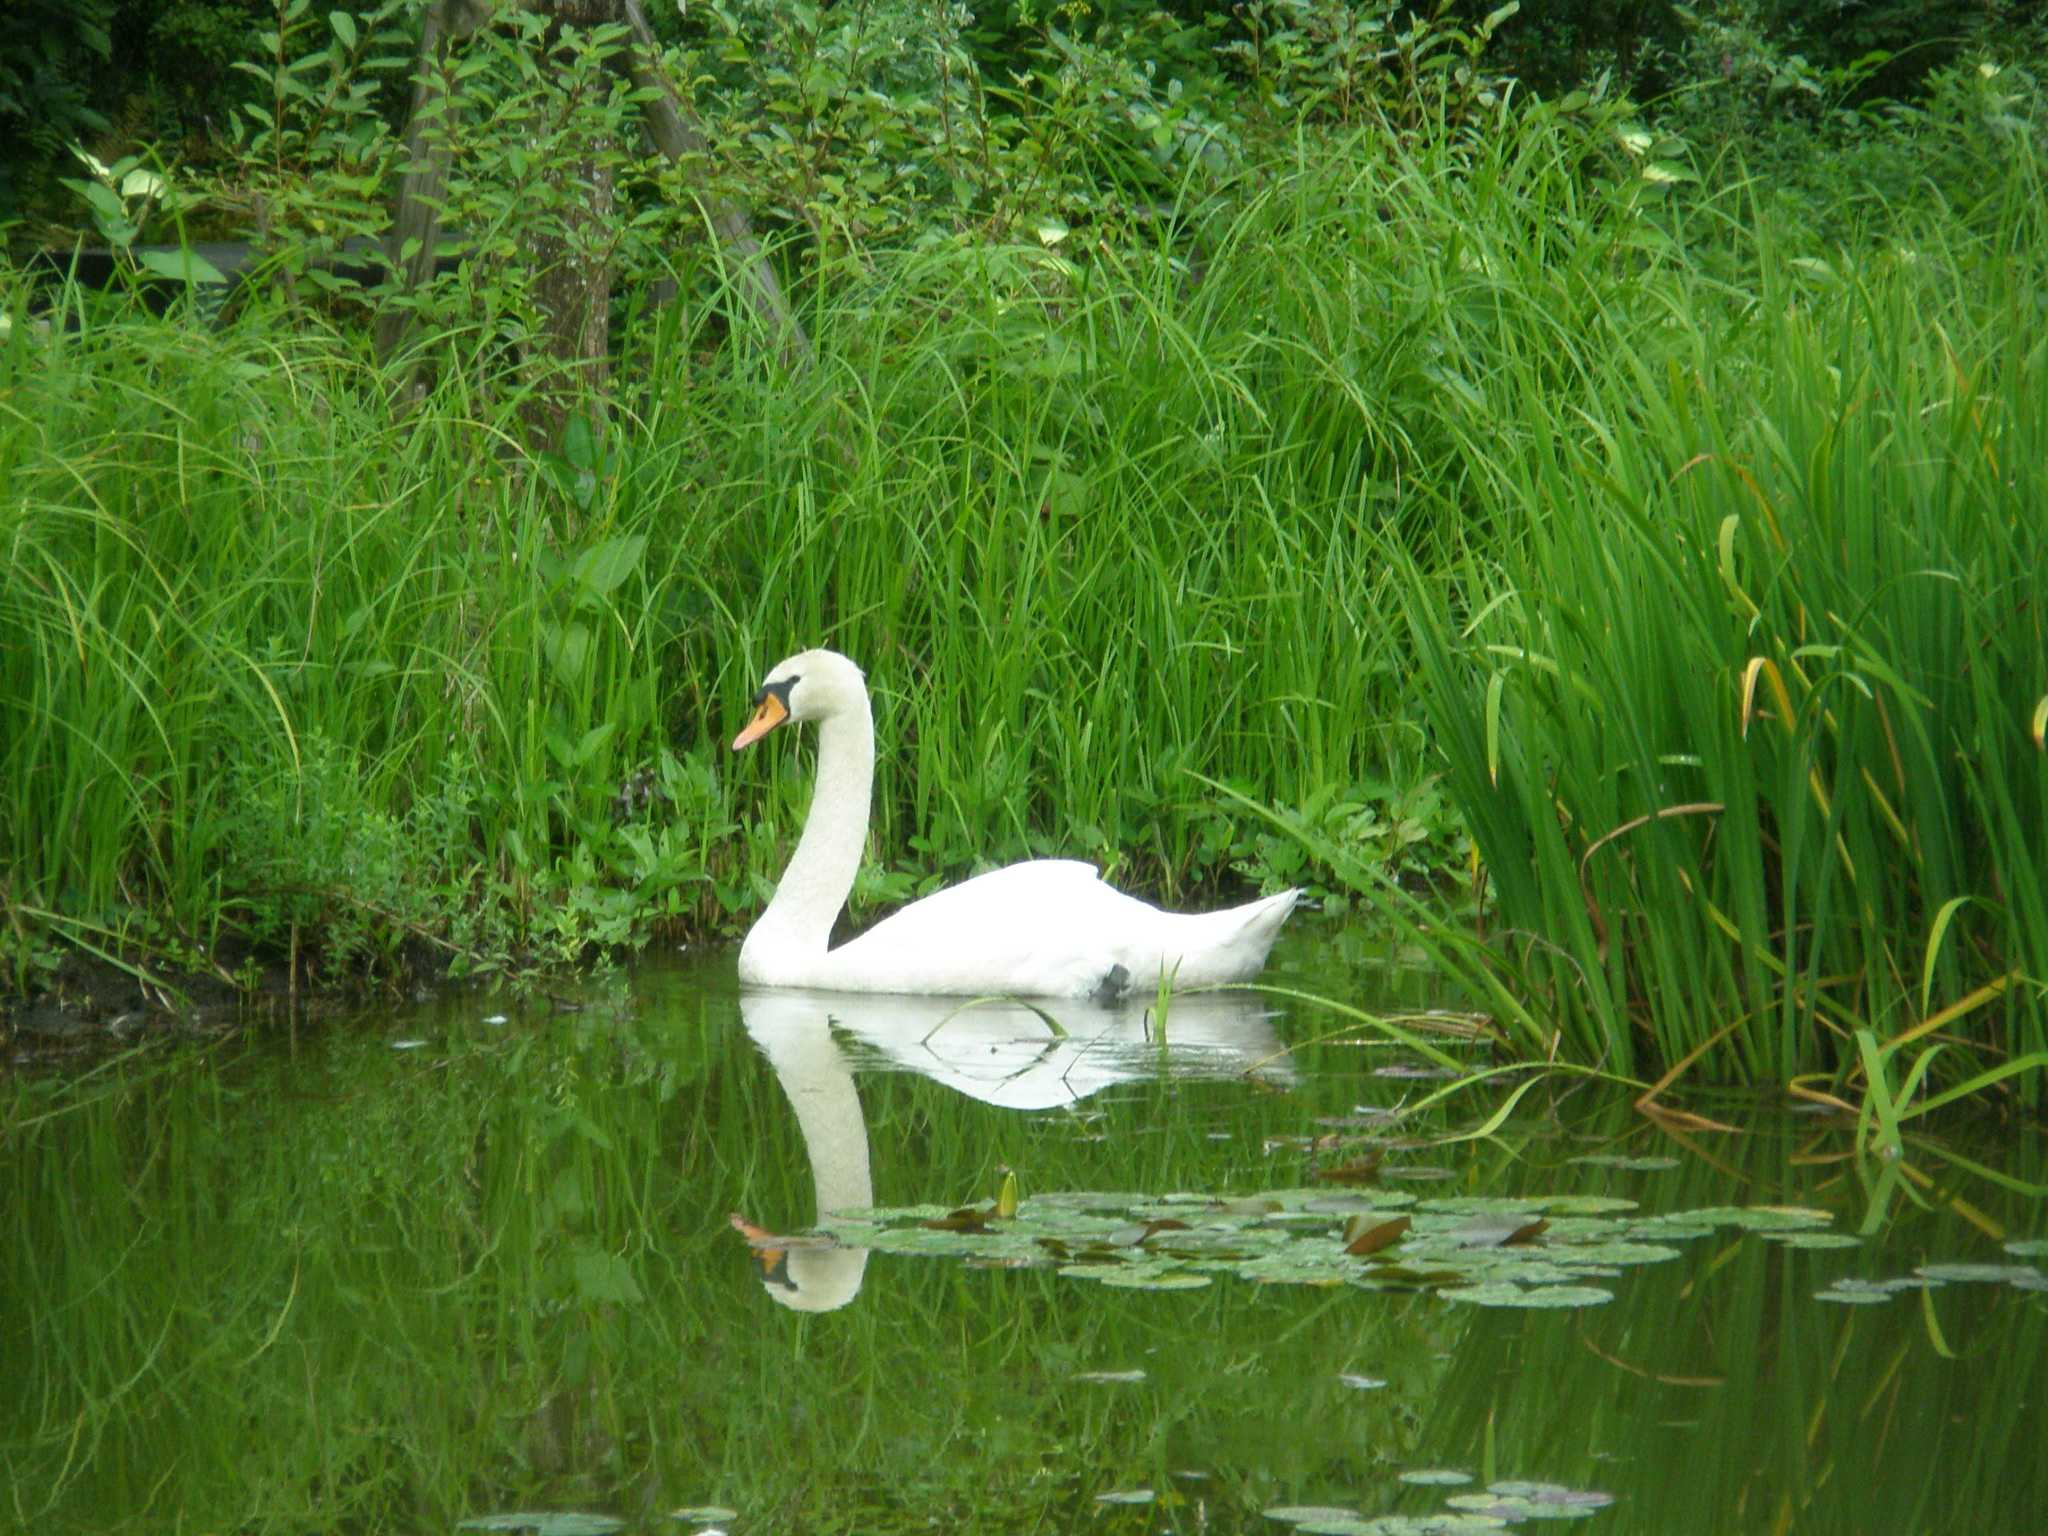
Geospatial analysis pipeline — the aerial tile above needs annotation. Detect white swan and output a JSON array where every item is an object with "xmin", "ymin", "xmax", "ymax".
[{"xmin": 730, "ymin": 648, "xmax": 1298, "ymax": 998}]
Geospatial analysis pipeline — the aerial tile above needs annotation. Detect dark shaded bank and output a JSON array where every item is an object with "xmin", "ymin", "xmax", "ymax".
[
  {"xmin": 3, "ymin": 944, "xmax": 429, "ymax": 1062},
  {"xmin": 21, "ymin": 239, "xmax": 466, "ymax": 321}
]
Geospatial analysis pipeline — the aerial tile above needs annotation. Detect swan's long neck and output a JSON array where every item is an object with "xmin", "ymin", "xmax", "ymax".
[{"xmin": 747, "ymin": 695, "xmax": 874, "ymax": 963}]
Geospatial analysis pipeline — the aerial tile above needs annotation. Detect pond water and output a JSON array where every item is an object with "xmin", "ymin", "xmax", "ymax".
[{"xmin": 3, "ymin": 922, "xmax": 2043, "ymax": 1535}]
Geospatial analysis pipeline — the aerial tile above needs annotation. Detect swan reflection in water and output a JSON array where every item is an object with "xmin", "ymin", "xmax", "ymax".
[{"xmin": 736, "ymin": 988, "xmax": 1293, "ymax": 1312}]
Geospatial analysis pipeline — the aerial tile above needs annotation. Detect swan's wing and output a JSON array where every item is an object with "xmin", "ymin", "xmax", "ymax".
[
  {"xmin": 819, "ymin": 860, "xmax": 1161, "ymax": 998},
  {"xmin": 811, "ymin": 862, "xmax": 1296, "ymax": 998}
]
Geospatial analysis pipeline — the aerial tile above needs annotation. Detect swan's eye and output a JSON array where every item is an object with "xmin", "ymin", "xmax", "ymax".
[{"xmin": 752, "ymin": 675, "xmax": 799, "ymax": 707}]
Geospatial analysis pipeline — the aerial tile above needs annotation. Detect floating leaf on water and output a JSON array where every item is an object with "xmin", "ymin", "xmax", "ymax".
[
  {"xmin": 1059, "ymin": 1262, "xmax": 1132, "ymax": 1282},
  {"xmin": 1417, "ymin": 1197, "xmax": 1545, "ymax": 1216},
  {"xmin": 1307, "ymin": 1194, "xmax": 1403, "ymax": 1215},
  {"xmin": 1030, "ymin": 1190, "xmax": 1150, "ymax": 1210},
  {"xmin": 1442, "ymin": 1482, "xmax": 1612, "ymax": 1522},
  {"xmin": 1097, "ymin": 1268, "xmax": 1212, "ymax": 1290},
  {"xmin": 668, "ymin": 1508, "xmax": 740, "ymax": 1525},
  {"xmin": 818, "ymin": 1193, "xmax": 1723, "ymax": 1304},
  {"xmin": 1095, "ymin": 1488, "xmax": 1155, "ymax": 1504},
  {"xmin": 1814, "ymin": 1281, "xmax": 1893, "ymax": 1306},
  {"xmin": 1373, "ymin": 1062, "xmax": 1460, "ymax": 1079},
  {"xmin": 1337, "ymin": 1372, "xmax": 1388, "ymax": 1390},
  {"xmin": 1536, "ymin": 1195, "xmax": 1640, "ymax": 1216},
  {"xmin": 1305, "ymin": 1516, "xmax": 1513, "ymax": 1534},
  {"xmin": 1073, "ymin": 1368, "xmax": 1148, "ymax": 1383},
  {"xmin": 922, "ymin": 1205, "xmax": 999, "ymax": 1234},
  {"xmin": 1548, "ymin": 1241, "xmax": 1684, "ymax": 1267},
  {"xmin": 1439, "ymin": 1282, "xmax": 1612, "ymax": 1309},
  {"xmin": 1112, "ymin": 1218, "xmax": 1193, "ymax": 1246},
  {"xmin": 1916, "ymin": 1263, "xmax": 2045, "ymax": 1285},
  {"xmin": 1263, "ymin": 1505, "xmax": 1361, "ymax": 1526},
  {"xmin": 1627, "ymin": 1217, "xmax": 1715, "ymax": 1240},
  {"xmin": 1398, "ymin": 1469, "xmax": 1474, "ymax": 1486},
  {"xmin": 459, "ymin": 1516, "xmax": 625, "ymax": 1535},
  {"xmin": 1345, "ymin": 1215, "xmax": 1411, "ymax": 1257},
  {"xmin": 1442, "ymin": 1216, "xmax": 1541, "ymax": 1250},
  {"xmin": 1241, "ymin": 1253, "xmax": 1354, "ymax": 1285},
  {"xmin": 1265, "ymin": 1211, "xmax": 1353, "ymax": 1229},
  {"xmin": 1489, "ymin": 1481, "xmax": 1615, "ymax": 1508},
  {"xmin": 1445, "ymin": 1491, "xmax": 1592, "ymax": 1522},
  {"xmin": 1763, "ymin": 1232, "xmax": 1862, "ymax": 1250},
  {"xmin": 2004, "ymin": 1238, "xmax": 2048, "ymax": 1258},
  {"xmin": 1470, "ymin": 1258, "xmax": 1586, "ymax": 1287},
  {"xmin": 1685, "ymin": 1205, "xmax": 1834, "ymax": 1232},
  {"xmin": 1566, "ymin": 1154, "xmax": 1679, "ymax": 1171},
  {"xmin": 1379, "ymin": 1166, "xmax": 1457, "ymax": 1182}
]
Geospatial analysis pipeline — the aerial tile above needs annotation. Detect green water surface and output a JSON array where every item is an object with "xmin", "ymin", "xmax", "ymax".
[{"xmin": 3, "ymin": 926, "xmax": 2042, "ymax": 1534}]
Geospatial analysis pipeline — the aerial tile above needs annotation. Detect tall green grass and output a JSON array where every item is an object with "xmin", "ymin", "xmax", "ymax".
[{"xmin": 1383, "ymin": 142, "xmax": 2048, "ymax": 1096}]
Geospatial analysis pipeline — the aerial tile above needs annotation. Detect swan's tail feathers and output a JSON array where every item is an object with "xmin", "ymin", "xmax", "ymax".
[{"xmin": 1170, "ymin": 887, "xmax": 1300, "ymax": 986}]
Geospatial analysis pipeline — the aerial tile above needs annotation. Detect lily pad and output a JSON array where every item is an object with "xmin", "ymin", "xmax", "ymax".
[
  {"xmin": 1686, "ymin": 1205, "xmax": 1834, "ymax": 1232},
  {"xmin": 1539, "ymin": 1195, "xmax": 1642, "ymax": 1216},
  {"xmin": 1058, "ymin": 1262, "xmax": 1133, "ymax": 1281},
  {"xmin": 1567, "ymin": 1154, "xmax": 1679, "ymax": 1171},
  {"xmin": 1445, "ymin": 1482, "xmax": 1615, "ymax": 1521},
  {"xmin": 1097, "ymin": 1267, "xmax": 1213, "ymax": 1290},
  {"xmin": 1437, "ymin": 1282, "xmax": 1613, "ymax": 1309},
  {"xmin": 1550, "ymin": 1240, "xmax": 1685, "ymax": 1267},
  {"xmin": 1763, "ymin": 1232, "xmax": 1861, "ymax": 1250},
  {"xmin": 1446, "ymin": 1491, "xmax": 1597, "ymax": 1521},
  {"xmin": 1399, "ymin": 1469, "xmax": 1474, "ymax": 1486},
  {"xmin": 1814, "ymin": 1281, "xmax": 1893, "ymax": 1305},
  {"xmin": 1489, "ymin": 1481, "xmax": 1614, "ymax": 1507},
  {"xmin": 669, "ymin": 1509, "xmax": 739, "ymax": 1526},
  {"xmin": 1300, "ymin": 1517, "xmax": 1513, "ymax": 1534},
  {"xmin": 459, "ymin": 1517, "xmax": 624, "ymax": 1535},
  {"xmin": 814, "ymin": 1187, "xmax": 1732, "ymax": 1305},
  {"xmin": 1915, "ymin": 1262, "xmax": 2044, "ymax": 1285},
  {"xmin": 2003, "ymin": 1238, "xmax": 2048, "ymax": 1259},
  {"xmin": 1265, "ymin": 1505, "xmax": 1363, "ymax": 1525}
]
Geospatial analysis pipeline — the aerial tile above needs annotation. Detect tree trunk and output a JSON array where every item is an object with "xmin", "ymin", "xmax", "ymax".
[
  {"xmin": 617, "ymin": 0, "xmax": 810, "ymax": 372},
  {"xmin": 522, "ymin": 0, "xmax": 619, "ymax": 449},
  {"xmin": 374, "ymin": 0, "xmax": 812, "ymax": 430},
  {"xmin": 374, "ymin": 0, "xmax": 493, "ymax": 365}
]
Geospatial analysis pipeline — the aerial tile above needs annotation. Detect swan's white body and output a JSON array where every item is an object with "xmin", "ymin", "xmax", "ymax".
[{"xmin": 732, "ymin": 649, "xmax": 1298, "ymax": 999}]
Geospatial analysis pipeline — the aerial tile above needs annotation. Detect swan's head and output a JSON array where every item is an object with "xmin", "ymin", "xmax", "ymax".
[{"xmin": 731, "ymin": 648, "xmax": 866, "ymax": 750}]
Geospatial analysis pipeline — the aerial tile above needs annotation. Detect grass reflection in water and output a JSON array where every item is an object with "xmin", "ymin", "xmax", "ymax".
[{"xmin": 2, "ymin": 946, "xmax": 2042, "ymax": 1535}]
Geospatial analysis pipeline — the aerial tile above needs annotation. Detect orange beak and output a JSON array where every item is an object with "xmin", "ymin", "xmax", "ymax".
[{"xmin": 731, "ymin": 690, "xmax": 789, "ymax": 750}]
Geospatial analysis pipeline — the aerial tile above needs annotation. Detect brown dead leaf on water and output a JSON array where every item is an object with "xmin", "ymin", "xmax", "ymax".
[{"xmin": 1343, "ymin": 1214, "xmax": 1411, "ymax": 1257}]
